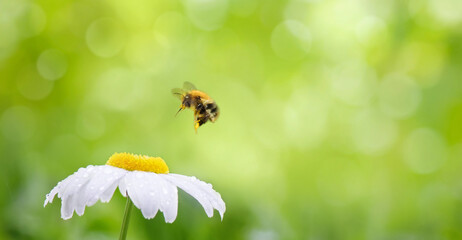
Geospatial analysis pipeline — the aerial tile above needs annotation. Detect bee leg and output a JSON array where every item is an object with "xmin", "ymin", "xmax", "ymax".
[{"xmin": 193, "ymin": 113, "xmax": 200, "ymax": 133}]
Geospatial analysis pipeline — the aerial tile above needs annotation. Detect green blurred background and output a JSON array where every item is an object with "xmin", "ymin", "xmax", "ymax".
[{"xmin": 1, "ymin": 0, "xmax": 462, "ymax": 239}]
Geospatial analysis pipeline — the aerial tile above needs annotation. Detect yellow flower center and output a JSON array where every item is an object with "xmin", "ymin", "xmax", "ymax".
[{"xmin": 106, "ymin": 152, "xmax": 169, "ymax": 174}]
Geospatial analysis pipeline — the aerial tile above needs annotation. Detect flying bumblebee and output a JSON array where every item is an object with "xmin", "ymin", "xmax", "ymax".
[{"xmin": 172, "ymin": 82, "xmax": 219, "ymax": 132}]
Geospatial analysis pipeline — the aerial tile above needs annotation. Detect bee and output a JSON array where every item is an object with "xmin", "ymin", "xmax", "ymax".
[{"xmin": 172, "ymin": 82, "xmax": 219, "ymax": 132}]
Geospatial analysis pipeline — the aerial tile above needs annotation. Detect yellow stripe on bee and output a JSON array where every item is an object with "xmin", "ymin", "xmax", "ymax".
[
  {"xmin": 189, "ymin": 90, "xmax": 211, "ymax": 100},
  {"xmin": 106, "ymin": 152, "xmax": 169, "ymax": 174}
]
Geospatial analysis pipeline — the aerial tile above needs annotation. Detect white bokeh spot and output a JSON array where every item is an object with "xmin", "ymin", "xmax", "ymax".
[
  {"xmin": 86, "ymin": 18, "xmax": 126, "ymax": 58},
  {"xmin": 37, "ymin": 49, "xmax": 68, "ymax": 81},
  {"xmin": 271, "ymin": 20, "xmax": 312, "ymax": 60},
  {"xmin": 403, "ymin": 128, "xmax": 447, "ymax": 174}
]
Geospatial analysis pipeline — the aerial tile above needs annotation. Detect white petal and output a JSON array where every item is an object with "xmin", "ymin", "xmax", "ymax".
[
  {"xmin": 61, "ymin": 194, "xmax": 76, "ymax": 220},
  {"xmin": 45, "ymin": 166, "xmax": 97, "ymax": 219},
  {"xmin": 124, "ymin": 171, "xmax": 179, "ymax": 222},
  {"xmin": 100, "ymin": 181, "xmax": 120, "ymax": 202},
  {"xmin": 150, "ymin": 174, "xmax": 178, "ymax": 223},
  {"xmin": 44, "ymin": 165, "xmax": 128, "ymax": 220},
  {"xmin": 64, "ymin": 167, "xmax": 100, "ymax": 219},
  {"xmin": 162, "ymin": 174, "xmax": 226, "ymax": 220},
  {"xmin": 83, "ymin": 166, "xmax": 126, "ymax": 206},
  {"xmin": 44, "ymin": 166, "xmax": 93, "ymax": 207},
  {"xmin": 70, "ymin": 166, "xmax": 126, "ymax": 217},
  {"xmin": 124, "ymin": 171, "xmax": 160, "ymax": 219},
  {"xmin": 118, "ymin": 177, "xmax": 127, "ymax": 197},
  {"xmin": 44, "ymin": 178, "xmax": 69, "ymax": 207}
]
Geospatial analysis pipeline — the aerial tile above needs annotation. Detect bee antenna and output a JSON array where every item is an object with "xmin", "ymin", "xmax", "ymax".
[{"xmin": 175, "ymin": 108, "xmax": 183, "ymax": 117}]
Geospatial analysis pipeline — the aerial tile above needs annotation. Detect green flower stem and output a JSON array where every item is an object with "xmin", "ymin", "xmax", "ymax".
[{"xmin": 119, "ymin": 196, "xmax": 134, "ymax": 240}]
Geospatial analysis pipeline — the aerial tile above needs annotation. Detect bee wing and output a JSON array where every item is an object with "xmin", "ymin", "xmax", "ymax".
[
  {"xmin": 183, "ymin": 81, "xmax": 197, "ymax": 91},
  {"xmin": 171, "ymin": 88, "xmax": 186, "ymax": 99}
]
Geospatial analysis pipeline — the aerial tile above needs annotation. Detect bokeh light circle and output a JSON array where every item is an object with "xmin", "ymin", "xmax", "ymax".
[
  {"xmin": 284, "ymin": 88, "xmax": 329, "ymax": 149},
  {"xmin": 15, "ymin": 2, "xmax": 47, "ymax": 38},
  {"xmin": 36, "ymin": 49, "xmax": 68, "ymax": 81},
  {"xmin": 125, "ymin": 32, "xmax": 166, "ymax": 72},
  {"xmin": 76, "ymin": 109, "xmax": 106, "ymax": 140},
  {"xmin": 378, "ymin": 73, "xmax": 421, "ymax": 119},
  {"xmin": 153, "ymin": 11, "xmax": 191, "ymax": 48},
  {"xmin": 1, "ymin": 106, "xmax": 36, "ymax": 142},
  {"xmin": 428, "ymin": 0, "xmax": 462, "ymax": 25},
  {"xmin": 86, "ymin": 18, "xmax": 126, "ymax": 58},
  {"xmin": 403, "ymin": 128, "xmax": 447, "ymax": 174},
  {"xmin": 229, "ymin": 0, "xmax": 257, "ymax": 17},
  {"xmin": 329, "ymin": 61, "xmax": 377, "ymax": 106},
  {"xmin": 351, "ymin": 109, "xmax": 397, "ymax": 155},
  {"xmin": 17, "ymin": 70, "xmax": 54, "ymax": 100},
  {"xmin": 184, "ymin": 0, "xmax": 228, "ymax": 31},
  {"xmin": 92, "ymin": 68, "xmax": 146, "ymax": 111},
  {"xmin": 271, "ymin": 20, "xmax": 312, "ymax": 60},
  {"xmin": 395, "ymin": 42, "xmax": 446, "ymax": 87},
  {"xmin": 355, "ymin": 16, "xmax": 387, "ymax": 45},
  {"xmin": 316, "ymin": 160, "xmax": 365, "ymax": 206},
  {"xmin": 0, "ymin": 24, "xmax": 18, "ymax": 61}
]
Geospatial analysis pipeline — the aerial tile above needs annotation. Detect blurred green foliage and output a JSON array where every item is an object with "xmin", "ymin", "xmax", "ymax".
[{"xmin": 1, "ymin": 0, "xmax": 462, "ymax": 239}]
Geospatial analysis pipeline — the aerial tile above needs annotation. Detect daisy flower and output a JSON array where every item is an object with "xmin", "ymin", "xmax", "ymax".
[{"xmin": 44, "ymin": 153, "xmax": 225, "ymax": 227}]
